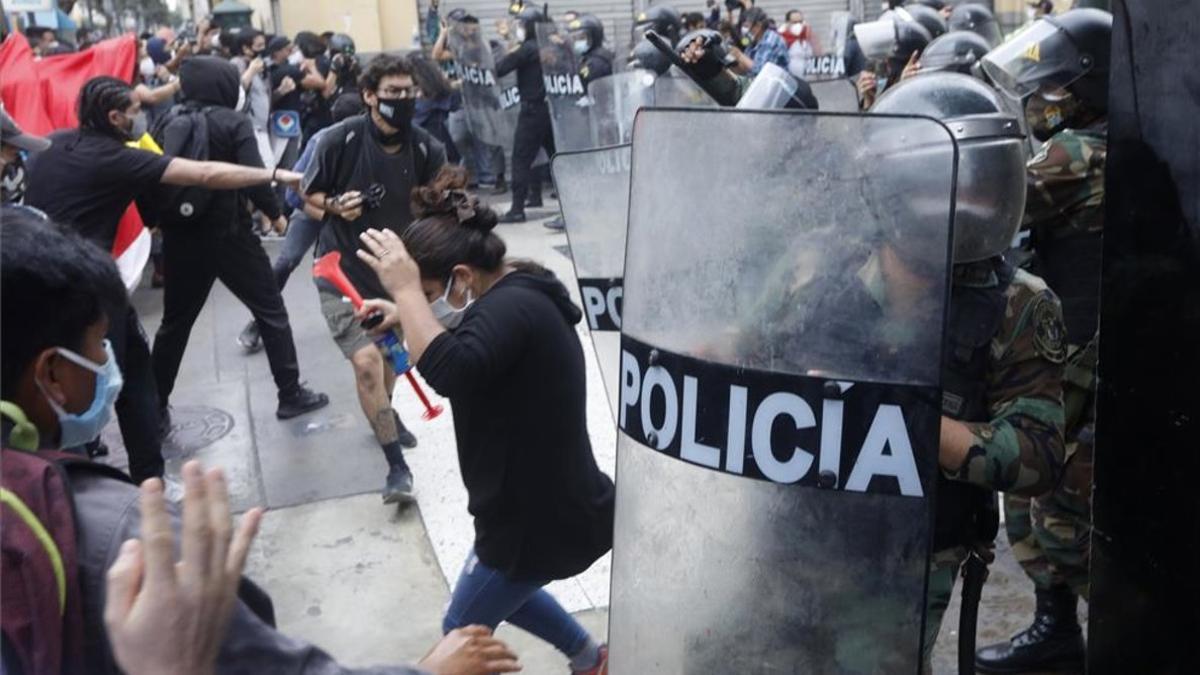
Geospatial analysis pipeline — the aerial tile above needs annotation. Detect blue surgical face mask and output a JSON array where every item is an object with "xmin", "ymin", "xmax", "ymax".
[
  {"xmin": 36, "ymin": 340, "xmax": 124, "ymax": 449},
  {"xmin": 429, "ymin": 273, "xmax": 475, "ymax": 329},
  {"xmin": 573, "ymin": 39, "xmax": 589, "ymax": 56}
]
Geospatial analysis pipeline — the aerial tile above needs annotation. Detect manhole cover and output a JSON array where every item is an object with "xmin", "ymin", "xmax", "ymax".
[{"xmin": 165, "ymin": 405, "xmax": 235, "ymax": 454}]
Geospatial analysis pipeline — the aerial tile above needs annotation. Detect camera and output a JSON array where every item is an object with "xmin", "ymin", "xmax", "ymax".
[{"xmin": 363, "ymin": 183, "xmax": 387, "ymax": 212}]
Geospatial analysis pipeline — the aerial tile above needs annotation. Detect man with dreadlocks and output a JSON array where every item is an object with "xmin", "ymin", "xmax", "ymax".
[{"xmin": 23, "ymin": 75, "xmax": 308, "ymax": 484}]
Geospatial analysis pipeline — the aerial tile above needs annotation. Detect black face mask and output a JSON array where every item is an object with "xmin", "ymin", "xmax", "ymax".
[{"xmin": 374, "ymin": 97, "xmax": 414, "ymax": 145}]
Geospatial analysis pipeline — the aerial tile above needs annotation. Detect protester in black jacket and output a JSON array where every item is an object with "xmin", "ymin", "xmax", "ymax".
[
  {"xmin": 354, "ymin": 168, "xmax": 614, "ymax": 675},
  {"xmin": 149, "ymin": 56, "xmax": 329, "ymax": 422}
]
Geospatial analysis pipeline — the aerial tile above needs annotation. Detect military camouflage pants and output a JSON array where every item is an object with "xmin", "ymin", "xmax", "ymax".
[
  {"xmin": 1004, "ymin": 420, "xmax": 1094, "ymax": 598},
  {"xmin": 922, "ymin": 546, "xmax": 970, "ymax": 672}
]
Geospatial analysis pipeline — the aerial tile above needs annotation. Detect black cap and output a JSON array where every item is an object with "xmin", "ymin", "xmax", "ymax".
[
  {"xmin": 1, "ymin": 109, "xmax": 51, "ymax": 153},
  {"xmin": 266, "ymin": 35, "xmax": 291, "ymax": 55}
]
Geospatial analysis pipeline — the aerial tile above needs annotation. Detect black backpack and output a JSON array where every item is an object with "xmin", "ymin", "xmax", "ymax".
[{"xmin": 150, "ymin": 103, "xmax": 215, "ymax": 229}]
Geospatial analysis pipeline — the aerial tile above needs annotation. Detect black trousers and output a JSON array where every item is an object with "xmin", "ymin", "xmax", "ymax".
[
  {"xmin": 510, "ymin": 101, "xmax": 555, "ymax": 213},
  {"xmin": 108, "ymin": 305, "xmax": 165, "ymax": 483},
  {"xmin": 152, "ymin": 226, "xmax": 301, "ymax": 406}
]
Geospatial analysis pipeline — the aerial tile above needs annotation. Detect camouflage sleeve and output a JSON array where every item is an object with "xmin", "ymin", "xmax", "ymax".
[
  {"xmin": 947, "ymin": 270, "xmax": 1067, "ymax": 497},
  {"xmin": 1023, "ymin": 129, "xmax": 1107, "ymax": 235}
]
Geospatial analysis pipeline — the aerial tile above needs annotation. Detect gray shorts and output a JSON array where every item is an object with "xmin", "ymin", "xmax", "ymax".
[{"xmin": 318, "ymin": 288, "xmax": 403, "ymax": 359}]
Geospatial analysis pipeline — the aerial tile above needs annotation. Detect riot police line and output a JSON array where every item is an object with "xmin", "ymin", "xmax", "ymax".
[{"xmin": 470, "ymin": 2, "xmax": 1114, "ymax": 673}]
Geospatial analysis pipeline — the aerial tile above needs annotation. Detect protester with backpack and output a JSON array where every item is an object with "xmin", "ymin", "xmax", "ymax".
[
  {"xmin": 301, "ymin": 54, "xmax": 447, "ymax": 504},
  {"xmin": 147, "ymin": 56, "xmax": 329, "ymax": 422},
  {"xmin": 23, "ymin": 75, "xmax": 308, "ymax": 484},
  {"xmin": 0, "ymin": 210, "xmax": 522, "ymax": 675}
]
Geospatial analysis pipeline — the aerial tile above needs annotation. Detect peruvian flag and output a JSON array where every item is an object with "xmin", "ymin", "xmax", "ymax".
[{"xmin": 1, "ymin": 33, "xmax": 151, "ymax": 291}]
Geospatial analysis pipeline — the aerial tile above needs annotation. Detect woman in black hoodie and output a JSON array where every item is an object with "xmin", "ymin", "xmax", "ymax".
[{"xmin": 356, "ymin": 167, "xmax": 614, "ymax": 675}]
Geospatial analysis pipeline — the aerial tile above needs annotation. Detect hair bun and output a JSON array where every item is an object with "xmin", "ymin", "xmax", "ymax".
[{"xmin": 410, "ymin": 166, "xmax": 499, "ymax": 233}]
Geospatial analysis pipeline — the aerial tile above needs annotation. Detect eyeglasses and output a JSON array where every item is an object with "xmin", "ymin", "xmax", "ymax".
[{"xmin": 378, "ymin": 86, "xmax": 418, "ymax": 99}]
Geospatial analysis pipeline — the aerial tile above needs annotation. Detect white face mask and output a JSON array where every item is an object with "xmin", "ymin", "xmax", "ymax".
[
  {"xmin": 573, "ymin": 39, "xmax": 589, "ymax": 56},
  {"xmin": 288, "ymin": 49, "xmax": 304, "ymax": 65},
  {"xmin": 515, "ymin": 27, "xmax": 527, "ymax": 42},
  {"xmin": 139, "ymin": 57, "xmax": 156, "ymax": 79},
  {"xmin": 430, "ymin": 273, "xmax": 475, "ymax": 329},
  {"xmin": 788, "ymin": 23, "xmax": 804, "ymax": 37}
]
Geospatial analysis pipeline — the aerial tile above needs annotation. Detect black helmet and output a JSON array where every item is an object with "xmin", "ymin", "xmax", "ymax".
[
  {"xmin": 635, "ymin": 6, "xmax": 683, "ymax": 46},
  {"xmin": 512, "ymin": 5, "xmax": 548, "ymax": 37},
  {"xmin": 919, "ymin": 30, "xmax": 991, "ymax": 75},
  {"xmin": 906, "ymin": 0, "xmax": 946, "ymax": 10},
  {"xmin": 981, "ymin": 8, "xmax": 1112, "ymax": 113},
  {"xmin": 328, "ymin": 33, "xmax": 356, "ymax": 56},
  {"xmin": 948, "ymin": 3, "xmax": 1001, "ymax": 48},
  {"xmin": 629, "ymin": 37, "xmax": 671, "ymax": 75},
  {"xmin": 873, "ymin": 72, "xmax": 1027, "ymax": 263},
  {"xmin": 889, "ymin": 5, "xmax": 947, "ymax": 40},
  {"xmin": 568, "ymin": 14, "xmax": 605, "ymax": 51}
]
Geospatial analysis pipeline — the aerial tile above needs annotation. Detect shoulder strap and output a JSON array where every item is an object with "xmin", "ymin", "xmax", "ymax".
[{"xmin": 0, "ymin": 401, "xmax": 40, "ymax": 451}]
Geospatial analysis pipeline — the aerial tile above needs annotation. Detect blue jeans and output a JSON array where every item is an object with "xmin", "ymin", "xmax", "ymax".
[
  {"xmin": 272, "ymin": 210, "xmax": 323, "ymax": 290},
  {"xmin": 443, "ymin": 548, "xmax": 590, "ymax": 658}
]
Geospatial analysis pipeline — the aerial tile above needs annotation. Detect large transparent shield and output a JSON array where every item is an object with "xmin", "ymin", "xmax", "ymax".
[
  {"xmin": 447, "ymin": 20, "xmax": 518, "ymax": 149},
  {"xmin": 653, "ymin": 67, "xmax": 719, "ymax": 107},
  {"xmin": 552, "ymin": 144, "xmax": 632, "ymax": 415},
  {"xmin": 810, "ymin": 77, "xmax": 861, "ymax": 112},
  {"xmin": 536, "ymin": 21, "xmax": 592, "ymax": 152},
  {"xmin": 610, "ymin": 108, "xmax": 958, "ymax": 673}
]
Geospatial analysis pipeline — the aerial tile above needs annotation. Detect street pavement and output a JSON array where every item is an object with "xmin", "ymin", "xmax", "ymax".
[{"xmin": 96, "ymin": 195, "xmax": 1081, "ymax": 674}]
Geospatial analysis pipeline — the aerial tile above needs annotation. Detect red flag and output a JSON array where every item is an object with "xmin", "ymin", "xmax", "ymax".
[{"xmin": 1, "ymin": 33, "xmax": 149, "ymax": 289}]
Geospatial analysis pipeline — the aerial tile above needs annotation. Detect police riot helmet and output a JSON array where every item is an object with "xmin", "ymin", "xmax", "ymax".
[
  {"xmin": 512, "ymin": 5, "xmax": 549, "ymax": 37},
  {"xmin": 919, "ymin": 30, "xmax": 991, "ymax": 75},
  {"xmin": 568, "ymin": 14, "xmax": 605, "ymax": 52},
  {"xmin": 948, "ymin": 3, "xmax": 1002, "ymax": 48},
  {"xmin": 888, "ymin": 5, "xmax": 947, "ymax": 40},
  {"xmin": 635, "ymin": 6, "xmax": 683, "ymax": 46},
  {"xmin": 629, "ymin": 38, "xmax": 672, "ymax": 75},
  {"xmin": 328, "ymin": 33, "xmax": 356, "ymax": 57},
  {"xmin": 873, "ymin": 72, "xmax": 1027, "ymax": 263},
  {"xmin": 982, "ymin": 8, "xmax": 1112, "ymax": 114}
]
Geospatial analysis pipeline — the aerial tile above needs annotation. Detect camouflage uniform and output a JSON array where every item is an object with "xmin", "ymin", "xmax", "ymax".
[
  {"xmin": 1004, "ymin": 125, "xmax": 1106, "ymax": 599},
  {"xmin": 922, "ymin": 263, "xmax": 1067, "ymax": 665}
]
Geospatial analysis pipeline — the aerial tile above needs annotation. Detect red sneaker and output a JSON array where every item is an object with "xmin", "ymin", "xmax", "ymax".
[{"xmin": 571, "ymin": 644, "xmax": 608, "ymax": 675}]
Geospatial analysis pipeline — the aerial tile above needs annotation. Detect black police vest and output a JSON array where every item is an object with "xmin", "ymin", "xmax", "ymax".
[{"xmin": 932, "ymin": 257, "xmax": 1015, "ymax": 551}]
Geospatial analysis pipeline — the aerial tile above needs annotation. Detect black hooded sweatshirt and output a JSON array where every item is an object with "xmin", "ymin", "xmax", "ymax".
[
  {"xmin": 175, "ymin": 56, "xmax": 281, "ymax": 234},
  {"xmin": 417, "ymin": 266, "xmax": 616, "ymax": 582}
]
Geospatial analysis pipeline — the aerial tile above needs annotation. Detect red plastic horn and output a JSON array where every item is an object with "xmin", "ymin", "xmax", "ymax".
[
  {"xmin": 312, "ymin": 251, "xmax": 364, "ymax": 308},
  {"xmin": 312, "ymin": 251, "xmax": 444, "ymax": 421}
]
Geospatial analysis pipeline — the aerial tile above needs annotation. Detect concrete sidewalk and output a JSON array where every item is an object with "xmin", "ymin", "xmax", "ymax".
[{"xmin": 97, "ymin": 197, "xmax": 1077, "ymax": 674}]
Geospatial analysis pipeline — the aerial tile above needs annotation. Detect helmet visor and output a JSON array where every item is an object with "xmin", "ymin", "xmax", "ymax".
[
  {"xmin": 854, "ymin": 19, "xmax": 897, "ymax": 61},
  {"xmin": 982, "ymin": 20, "xmax": 1091, "ymax": 99}
]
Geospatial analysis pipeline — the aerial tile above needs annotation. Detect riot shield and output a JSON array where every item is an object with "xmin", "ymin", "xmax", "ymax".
[
  {"xmin": 551, "ymin": 144, "xmax": 632, "ymax": 416},
  {"xmin": 652, "ymin": 67, "xmax": 719, "ymax": 107},
  {"xmin": 810, "ymin": 77, "xmax": 861, "ymax": 112},
  {"xmin": 447, "ymin": 20, "xmax": 518, "ymax": 149},
  {"xmin": 536, "ymin": 21, "xmax": 593, "ymax": 152},
  {"xmin": 610, "ymin": 108, "xmax": 957, "ymax": 673},
  {"xmin": 584, "ymin": 71, "xmax": 654, "ymax": 147}
]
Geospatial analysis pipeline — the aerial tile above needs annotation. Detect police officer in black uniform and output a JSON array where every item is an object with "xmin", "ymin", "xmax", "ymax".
[
  {"xmin": 496, "ymin": 3, "xmax": 553, "ymax": 224},
  {"xmin": 569, "ymin": 14, "xmax": 614, "ymax": 91}
]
